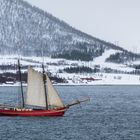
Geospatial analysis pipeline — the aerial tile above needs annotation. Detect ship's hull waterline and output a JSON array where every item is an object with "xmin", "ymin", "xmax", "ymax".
[{"xmin": 0, "ymin": 107, "xmax": 67, "ymax": 117}]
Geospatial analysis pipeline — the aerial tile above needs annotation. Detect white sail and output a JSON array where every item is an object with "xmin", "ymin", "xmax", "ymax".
[
  {"xmin": 46, "ymin": 75, "xmax": 64, "ymax": 107},
  {"xmin": 26, "ymin": 66, "xmax": 46, "ymax": 107}
]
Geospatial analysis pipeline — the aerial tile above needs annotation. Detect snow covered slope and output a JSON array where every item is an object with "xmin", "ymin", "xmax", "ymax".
[
  {"xmin": 0, "ymin": 55, "xmax": 139, "ymax": 85},
  {"xmin": 0, "ymin": 0, "xmax": 140, "ymax": 85}
]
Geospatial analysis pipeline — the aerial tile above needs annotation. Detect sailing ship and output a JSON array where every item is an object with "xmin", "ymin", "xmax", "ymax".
[{"xmin": 0, "ymin": 60, "xmax": 89, "ymax": 117}]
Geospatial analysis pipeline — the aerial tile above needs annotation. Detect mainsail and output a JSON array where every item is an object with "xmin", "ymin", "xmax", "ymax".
[
  {"xmin": 26, "ymin": 66, "xmax": 64, "ymax": 108},
  {"xmin": 46, "ymin": 75, "xmax": 64, "ymax": 108},
  {"xmin": 26, "ymin": 66, "xmax": 46, "ymax": 107}
]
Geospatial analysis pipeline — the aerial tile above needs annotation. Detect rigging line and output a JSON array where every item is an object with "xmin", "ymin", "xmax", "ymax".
[{"xmin": 74, "ymin": 85, "xmax": 90, "ymax": 102}]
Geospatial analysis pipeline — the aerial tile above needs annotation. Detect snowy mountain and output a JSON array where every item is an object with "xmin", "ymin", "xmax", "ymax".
[
  {"xmin": 0, "ymin": 0, "xmax": 140, "ymax": 86},
  {"xmin": 0, "ymin": 0, "xmax": 140, "ymax": 64}
]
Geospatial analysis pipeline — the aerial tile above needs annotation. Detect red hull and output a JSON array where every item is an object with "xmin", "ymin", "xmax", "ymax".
[{"xmin": 0, "ymin": 108, "xmax": 66, "ymax": 117}]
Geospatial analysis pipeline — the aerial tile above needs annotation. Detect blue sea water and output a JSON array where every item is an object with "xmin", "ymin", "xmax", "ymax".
[{"xmin": 0, "ymin": 85, "xmax": 140, "ymax": 140}]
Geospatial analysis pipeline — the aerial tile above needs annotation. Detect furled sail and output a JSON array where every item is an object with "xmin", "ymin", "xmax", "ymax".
[
  {"xmin": 26, "ymin": 66, "xmax": 46, "ymax": 107},
  {"xmin": 46, "ymin": 75, "xmax": 64, "ymax": 108}
]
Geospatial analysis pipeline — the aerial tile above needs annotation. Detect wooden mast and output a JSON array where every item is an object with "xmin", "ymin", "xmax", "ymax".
[
  {"xmin": 42, "ymin": 64, "xmax": 48, "ymax": 110},
  {"xmin": 18, "ymin": 59, "xmax": 25, "ymax": 108}
]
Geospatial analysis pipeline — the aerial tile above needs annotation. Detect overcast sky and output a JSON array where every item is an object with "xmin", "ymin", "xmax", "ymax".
[{"xmin": 25, "ymin": 0, "xmax": 140, "ymax": 53}]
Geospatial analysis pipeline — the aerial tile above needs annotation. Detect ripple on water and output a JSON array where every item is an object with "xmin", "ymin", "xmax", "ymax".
[{"xmin": 0, "ymin": 86, "xmax": 140, "ymax": 140}]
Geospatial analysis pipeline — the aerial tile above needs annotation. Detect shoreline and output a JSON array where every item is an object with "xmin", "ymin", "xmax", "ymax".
[{"xmin": 0, "ymin": 83, "xmax": 140, "ymax": 87}]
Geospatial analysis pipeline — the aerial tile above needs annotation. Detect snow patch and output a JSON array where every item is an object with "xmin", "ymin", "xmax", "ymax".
[{"xmin": 93, "ymin": 49, "xmax": 120, "ymax": 64}]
